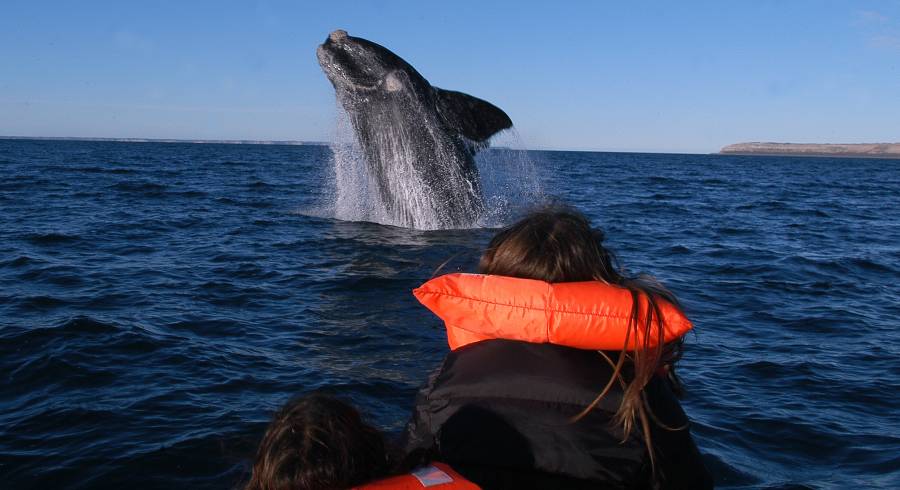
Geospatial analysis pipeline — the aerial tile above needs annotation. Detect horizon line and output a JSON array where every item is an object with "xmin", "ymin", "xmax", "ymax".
[{"xmin": 0, "ymin": 135, "xmax": 714, "ymax": 155}]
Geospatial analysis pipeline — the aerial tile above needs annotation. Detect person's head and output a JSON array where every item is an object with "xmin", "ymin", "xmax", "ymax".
[
  {"xmin": 244, "ymin": 393, "xmax": 389, "ymax": 490},
  {"xmin": 478, "ymin": 206, "xmax": 687, "ymax": 472},
  {"xmin": 478, "ymin": 206, "xmax": 621, "ymax": 284}
]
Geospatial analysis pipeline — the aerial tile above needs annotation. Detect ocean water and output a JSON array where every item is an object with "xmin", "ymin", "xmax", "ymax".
[{"xmin": 1, "ymin": 139, "xmax": 898, "ymax": 489}]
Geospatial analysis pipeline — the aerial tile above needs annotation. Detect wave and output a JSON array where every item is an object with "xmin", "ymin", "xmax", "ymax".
[
  {"xmin": 109, "ymin": 181, "xmax": 168, "ymax": 194},
  {"xmin": 24, "ymin": 232, "xmax": 82, "ymax": 245},
  {"xmin": 1, "ymin": 255, "xmax": 39, "ymax": 268},
  {"xmin": 55, "ymin": 165, "xmax": 136, "ymax": 175}
]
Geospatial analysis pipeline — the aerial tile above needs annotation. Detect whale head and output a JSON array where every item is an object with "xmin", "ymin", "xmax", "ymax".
[
  {"xmin": 317, "ymin": 30, "xmax": 429, "ymax": 98},
  {"xmin": 317, "ymin": 29, "xmax": 512, "ymax": 144}
]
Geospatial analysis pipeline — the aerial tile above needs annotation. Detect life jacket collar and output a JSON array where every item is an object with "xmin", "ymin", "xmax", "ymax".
[{"xmin": 413, "ymin": 273, "xmax": 692, "ymax": 351}]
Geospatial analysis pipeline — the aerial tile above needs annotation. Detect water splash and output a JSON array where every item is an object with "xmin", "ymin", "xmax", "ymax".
[
  {"xmin": 476, "ymin": 128, "xmax": 544, "ymax": 228},
  {"xmin": 329, "ymin": 106, "xmax": 379, "ymax": 223},
  {"xmin": 325, "ymin": 107, "xmax": 544, "ymax": 229}
]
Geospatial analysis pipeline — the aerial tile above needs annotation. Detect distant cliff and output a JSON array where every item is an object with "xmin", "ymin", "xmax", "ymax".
[{"xmin": 720, "ymin": 142, "xmax": 900, "ymax": 158}]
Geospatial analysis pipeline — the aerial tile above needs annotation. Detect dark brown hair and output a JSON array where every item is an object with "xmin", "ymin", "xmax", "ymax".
[
  {"xmin": 478, "ymin": 206, "xmax": 686, "ymax": 471},
  {"xmin": 244, "ymin": 394, "xmax": 390, "ymax": 490}
]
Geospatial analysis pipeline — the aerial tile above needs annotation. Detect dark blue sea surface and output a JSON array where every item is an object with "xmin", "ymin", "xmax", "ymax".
[{"xmin": 1, "ymin": 139, "xmax": 898, "ymax": 489}]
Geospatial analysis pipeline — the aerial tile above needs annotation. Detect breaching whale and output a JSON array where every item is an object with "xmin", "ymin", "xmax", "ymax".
[{"xmin": 317, "ymin": 29, "xmax": 513, "ymax": 229}]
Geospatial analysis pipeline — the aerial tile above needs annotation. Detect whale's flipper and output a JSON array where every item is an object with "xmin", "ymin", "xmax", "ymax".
[{"xmin": 434, "ymin": 88, "xmax": 513, "ymax": 143}]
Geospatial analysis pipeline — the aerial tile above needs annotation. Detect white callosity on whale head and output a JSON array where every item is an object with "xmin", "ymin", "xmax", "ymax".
[
  {"xmin": 329, "ymin": 29, "xmax": 348, "ymax": 42},
  {"xmin": 383, "ymin": 72, "xmax": 404, "ymax": 92}
]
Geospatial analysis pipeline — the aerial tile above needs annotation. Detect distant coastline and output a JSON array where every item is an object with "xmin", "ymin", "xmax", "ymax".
[
  {"xmin": 720, "ymin": 142, "xmax": 900, "ymax": 159},
  {"xmin": 0, "ymin": 136, "xmax": 327, "ymax": 146}
]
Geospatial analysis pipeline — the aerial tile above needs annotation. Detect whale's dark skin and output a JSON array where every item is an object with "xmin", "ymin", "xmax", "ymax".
[{"xmin": 317, "ymin": 30, "xmax": 512, "ymax": 229}]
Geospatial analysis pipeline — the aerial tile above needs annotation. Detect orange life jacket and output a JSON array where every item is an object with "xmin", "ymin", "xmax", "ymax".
[
  {"xmin": 355, "ymin": 462, "xmax": 480, "ymax": 489},
  {"xmin": 413, "ymin": 273, "xmax": 693, "ymax": 351}
]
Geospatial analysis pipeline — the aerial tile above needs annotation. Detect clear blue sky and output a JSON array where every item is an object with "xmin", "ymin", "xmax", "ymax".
[{"xmin": 2, "ymin": 1, "xmax": 898, "ymax": 153}]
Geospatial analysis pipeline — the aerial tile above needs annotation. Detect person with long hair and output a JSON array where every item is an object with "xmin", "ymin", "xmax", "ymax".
[
  {"xmin": 244, "ymin": 394, "xmax": 390, "ymax": 490},
  {"xmin": 244, "ymin": 393, "xmax": 479, "ymax": 490},
  {"xmin": 401, "ymin": 206, "xmax": 713, "ymax": 489}
]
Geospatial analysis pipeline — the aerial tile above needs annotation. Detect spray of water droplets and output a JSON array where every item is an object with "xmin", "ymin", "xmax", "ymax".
[
  {"xmin": 323, "ymin": 105, "xmax": 544, "ymax": 230},
  {"xmin": 476, "ymin": 128, "xmax": 545, "ymax": 228}
]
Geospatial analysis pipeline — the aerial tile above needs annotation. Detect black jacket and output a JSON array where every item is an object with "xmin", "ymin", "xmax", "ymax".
[{"xmin": 401, "ymin": 339, "xmax": 713, "ymax": 489}]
